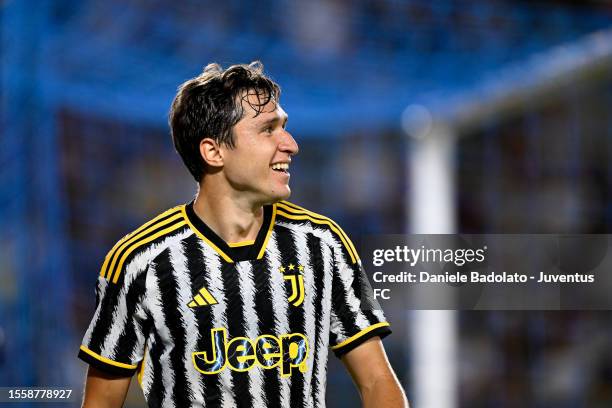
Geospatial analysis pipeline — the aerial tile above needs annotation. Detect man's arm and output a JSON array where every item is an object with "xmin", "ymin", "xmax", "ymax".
[
  {"xmin": 341, "ymin": 337, "xmax": 409, "ymax": 408},
  {"xmin": 81, "ymin": 366, "xmax": 132, "ymax": 408}
]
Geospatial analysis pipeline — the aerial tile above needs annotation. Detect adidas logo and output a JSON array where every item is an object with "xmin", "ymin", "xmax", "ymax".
[{"xmin": 188, "ymin": 287, "xmax": 218, "ymax": 308}]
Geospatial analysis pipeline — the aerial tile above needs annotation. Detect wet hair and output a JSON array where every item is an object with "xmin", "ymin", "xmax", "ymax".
[{"xmin": 169, "ymin": 61, "xmax": 281, "ymax": 181}]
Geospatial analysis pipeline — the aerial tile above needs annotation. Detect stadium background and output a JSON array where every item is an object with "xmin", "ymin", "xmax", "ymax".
[{"xmin": 1, "ymin": 0, "xmax": 612, "ymax": 406}]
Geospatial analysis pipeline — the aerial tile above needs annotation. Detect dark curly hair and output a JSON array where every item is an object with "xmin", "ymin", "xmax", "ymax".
[{"xmin": 169, "ymin": 61, "xmax": 281, "ymax": 182}]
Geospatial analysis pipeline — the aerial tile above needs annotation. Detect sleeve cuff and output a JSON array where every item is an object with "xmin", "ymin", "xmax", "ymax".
[
  {"xmin": 331, "ymin": 322, "xmax": 392, "ymax": 358},
  {"xmin": 78, "ymin": 345, "xmax": 138, "ymax": 377}
]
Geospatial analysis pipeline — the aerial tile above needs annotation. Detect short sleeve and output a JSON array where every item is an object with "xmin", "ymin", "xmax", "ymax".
[
  {"xmin": 78, "ymin": 264, "xmax": 149, "ymax": 376},
  {"xmin": 329, "ymin": 234, "xmax": 391, "ymax": 358}
]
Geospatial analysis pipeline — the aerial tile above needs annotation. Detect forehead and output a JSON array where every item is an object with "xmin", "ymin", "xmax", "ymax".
[{"xmin": 238, "ymin": 90, "xmax": 287, "ymax": 123}]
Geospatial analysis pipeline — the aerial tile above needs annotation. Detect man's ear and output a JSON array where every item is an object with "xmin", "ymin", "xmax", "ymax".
[{"xmin": 200, "ymin": 138, "xmax": 224, "ymax": 168}]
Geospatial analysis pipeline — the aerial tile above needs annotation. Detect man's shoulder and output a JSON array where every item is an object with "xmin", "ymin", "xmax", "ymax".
[
  {"xmin": 274, "ymin": 201, "xmax": 359, "ymax": 263},
  {"xmin": 116, "ymin": 204, "xmax": 188, "ymax": 246},
  {"xmin": 275, "ymin": 200, "xmax": 339, "ymax": 230},
  {"xmin": 99, "ymin": 204, "xmax": 190, "ymax": 283}
]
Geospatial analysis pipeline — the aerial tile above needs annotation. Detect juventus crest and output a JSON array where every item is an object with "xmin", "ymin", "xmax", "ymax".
[{"xmin": 279, "ymin": 263, "xmax": 305, "ymax": 307}]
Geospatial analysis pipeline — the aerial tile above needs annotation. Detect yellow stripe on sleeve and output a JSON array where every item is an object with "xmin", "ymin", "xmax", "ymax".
[
  {"xmin": 79, "ymin": 345, "xmax": 138, "ymax": 370},
  {"xmin": 278, "ymin": 201, "xmax": 359, "ymax": 261},
  {"xmin": 99, "ymin": 207, "xmax": 182, "ymax": 279},
  {"xmin": 103, "ymin": 212, "xmax": 184, "ymax": 280},
  {"xmin": 275, "ymin": 209, "xmax": 357, "ymax": 264},
  {"xmin": 111, "ymin": 221, "xmax": 186, "ymax": 283},
  {"xmin": 330, "ymin": 322, "xmax": 391, "ymax": 350}
]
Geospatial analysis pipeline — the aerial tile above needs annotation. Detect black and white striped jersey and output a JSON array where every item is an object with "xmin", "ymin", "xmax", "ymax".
[{"xmin": 78, "ymin": 200, "xmax": 391, "ymax": 408}]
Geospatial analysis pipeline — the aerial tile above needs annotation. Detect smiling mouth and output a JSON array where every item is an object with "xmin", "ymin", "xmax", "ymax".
[{"xmin": 271, "ymin": 163, "xmax": 289, "ymax": 173}]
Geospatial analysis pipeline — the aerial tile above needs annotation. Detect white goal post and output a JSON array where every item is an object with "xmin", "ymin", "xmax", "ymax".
[{"xmin": 405, "ymin": 28, "xmax": 612, "ymax": 408}]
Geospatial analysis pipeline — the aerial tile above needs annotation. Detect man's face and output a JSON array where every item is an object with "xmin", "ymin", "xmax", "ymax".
[{"xmin": 220, "ymin": 92, "xmax": 299, "ymax": 205}]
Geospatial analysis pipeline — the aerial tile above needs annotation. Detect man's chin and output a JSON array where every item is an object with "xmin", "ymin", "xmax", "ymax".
[{"xmin": 268, "ymin": 186, "xmax": 291, "ymax": 204}]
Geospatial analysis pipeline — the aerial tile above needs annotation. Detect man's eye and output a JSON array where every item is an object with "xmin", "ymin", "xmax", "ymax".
[{"xmin": 263, "ymin": 127, "xmax": 273, "ymax": 134}]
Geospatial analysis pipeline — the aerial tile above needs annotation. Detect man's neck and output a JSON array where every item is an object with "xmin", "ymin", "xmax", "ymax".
[{"xmin": 193, "ymin": 184, "xmax": 265, "ymax": 244}]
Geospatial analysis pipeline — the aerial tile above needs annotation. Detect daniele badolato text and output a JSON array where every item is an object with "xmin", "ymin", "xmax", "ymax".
[
  {"xmin": 370, "ymin": 245, "xmax": 595, "ymax": 300},
  {"xmin": 373, "ymin": 271, "xmax": 595, "ymax": 284}
]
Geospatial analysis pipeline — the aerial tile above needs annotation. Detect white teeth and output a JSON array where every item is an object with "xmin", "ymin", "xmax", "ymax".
[{"xmin": 271, "ymin": 163, "xmax": 289, "ymax": 171}]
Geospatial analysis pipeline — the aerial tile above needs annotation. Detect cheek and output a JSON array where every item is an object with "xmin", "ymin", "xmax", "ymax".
[{"xmin": 228, "ymin": 156, "xmax": 269, "ymax": 181}]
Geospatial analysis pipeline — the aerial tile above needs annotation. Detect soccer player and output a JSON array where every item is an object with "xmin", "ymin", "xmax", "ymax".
[{"xmin": 78, "ymin": 62, "xmax": 408, "ymax": 408}]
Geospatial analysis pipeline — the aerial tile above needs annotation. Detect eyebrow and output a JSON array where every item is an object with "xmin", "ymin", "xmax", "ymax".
[{"xmin": 259, "ymin": 114, "xmax": 288, "ymax": 127}]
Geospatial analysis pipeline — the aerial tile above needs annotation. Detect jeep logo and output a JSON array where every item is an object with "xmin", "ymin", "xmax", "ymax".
[{"xmin": 192, "ymin": 328, "xmax": 309, "ymax": 377}]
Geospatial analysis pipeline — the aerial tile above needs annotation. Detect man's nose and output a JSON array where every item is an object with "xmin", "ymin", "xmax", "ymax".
[{"xmin": 280, "ymin": 130, "xmax": 299, "ymax": 156}]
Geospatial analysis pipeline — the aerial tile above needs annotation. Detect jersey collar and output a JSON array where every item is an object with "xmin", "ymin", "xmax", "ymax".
[{"xmin": 182, "ymin": 201, "xmax": 276, "ymax": 263}]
